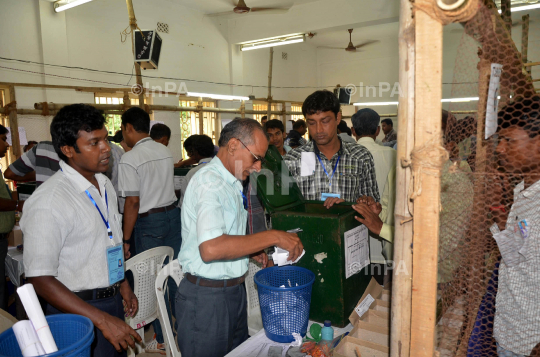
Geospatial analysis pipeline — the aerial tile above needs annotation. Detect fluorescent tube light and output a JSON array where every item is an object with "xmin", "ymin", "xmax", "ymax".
[
  {"xmin": 441, "ymin": 97, "xmax": 479, "ymax": 102},
  {"xmin": 187, "ymin": 92, "xmax": 250, "ymax": 101},
  {"xmin": 54, "ymin": 0, "xmax": 93, "ymax": 12},
  {"xmin": 241, "ymin": 34, "xmax": 305, "ymax": 51},
  {"xmin": 354, "ymin": 97, "xmax": 480, "ymax": 106},
  {"xmin": 353, "ymin": 102, "xmax": 399, "ymax": 106},
  {"xmin": 497, "ymin": 3, "xmax": 540, "ymax": 13}
]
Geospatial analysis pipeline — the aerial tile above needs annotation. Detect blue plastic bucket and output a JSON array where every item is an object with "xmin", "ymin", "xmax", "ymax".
[
  {"xmin": 254, "ymin": 266, "xmax": 315, "ymax": 343},
  {"xmin": 0, "ymin": 314, "xmax": 94, "ymax": 357}
]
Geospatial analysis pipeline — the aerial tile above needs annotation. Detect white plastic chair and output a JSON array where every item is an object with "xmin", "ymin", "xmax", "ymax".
[
  {"xmin": 155, "ymin": 259, "xmax": 184, "ymax": 357},
  {"xmin": 245, "ymin": 258, "xmax": 263, "ymax": 336},
  {"xmin": 125, "ymin": 246, "xmax": 174, "ymax": 356}
]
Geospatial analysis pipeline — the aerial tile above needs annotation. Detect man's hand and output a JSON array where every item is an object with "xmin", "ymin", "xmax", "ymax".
[
  {"xmin": 273, "ymin": 230, "xmax": 303, "ymax": 262},
  {"xmin": 356, "ymin": 196, "xmax": 382, "ymax": 215},
  {"xmin": 250, "ymin": 251, "xmax": 269, "ymax": 268},
  {"xmin": 94, "ymin": 313, "xmax": 142, "ymax": 352},
  {"xmin": 323, "ymin": 197, "xmax": 345, "ymax": 209},
  {"xmin": 352, "ymin": 204, "xmax": 384, "ymax": 235},
  {"xmin": 123, "ymin": 243, "xmax": 131, "ymax": 260},
  {"xmin": 120, "ymin": 281, "xmax": 138, "ymax": 318}
]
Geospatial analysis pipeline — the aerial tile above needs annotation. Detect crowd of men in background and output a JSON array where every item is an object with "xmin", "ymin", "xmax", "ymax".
[{"xmin": 0, "ymin": 88, "xmax": 536, "ymax": 356}]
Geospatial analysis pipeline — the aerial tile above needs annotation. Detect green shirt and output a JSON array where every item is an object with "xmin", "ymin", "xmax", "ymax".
[
  {"xmin": 178, "ymin": 157, "xmax": 248, "ymax": 280},
  {"xmin": 0, "ymin": 172, "xmax": 15, "ymax": 234}
]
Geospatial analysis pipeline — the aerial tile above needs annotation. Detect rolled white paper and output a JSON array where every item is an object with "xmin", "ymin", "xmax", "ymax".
[
  {"xmin": 13, "ymin": 320, "xmax": 46, "ymax": 356},
  {"xmin": 17, "ymin": 284, "xmax": 58, "ymax": 354}
]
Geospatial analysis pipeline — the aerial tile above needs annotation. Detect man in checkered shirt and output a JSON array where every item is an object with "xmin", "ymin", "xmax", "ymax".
[
  {"xmin": 284, "ymin": 90, "xmax": 379, "ymax": 207},
  {"xmin": 491, "ymin": 98, "xmax": 540, "ymax": 356}
]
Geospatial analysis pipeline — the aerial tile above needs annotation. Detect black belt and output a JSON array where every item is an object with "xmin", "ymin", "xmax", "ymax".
[
  {"xmin": 74, "ymin": 282, "xmax": 121, "ymax": 301},
  {"xmin": 138, "ymin": 203, "xmax": 177, "ymax": 218},
  {"xmin": 185, "ymin": 273, "xmax": 246, "ymax": 288}
]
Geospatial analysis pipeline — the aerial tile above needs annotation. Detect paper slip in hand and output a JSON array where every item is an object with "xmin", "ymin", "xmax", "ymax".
[
  {"xmin": 355, "ymin": 294, "xmax": 375, "ymax": 318},
  {"xmin": 273, "ymin": 247, "xmax": 306, "ymax": 266},
  {"xmin": 300, "ymin": 152, "xmax": 316, "ymax": 177}
]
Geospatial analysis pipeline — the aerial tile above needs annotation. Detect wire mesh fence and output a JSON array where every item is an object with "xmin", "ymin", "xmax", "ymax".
[{"xmin": 436, "ymin": 2, "xmax": 539, "ymax": 356}]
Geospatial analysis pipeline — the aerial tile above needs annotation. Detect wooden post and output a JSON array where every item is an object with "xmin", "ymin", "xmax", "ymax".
[
  {"xmin": 197, "ymin": 98, "xmax": 204, "ymax": 134},
  {"xmin": 522, "ymin": 14, "xmax": 530, "ymax": 74},
  {"xmin": 125, "ymin": 0, "xmax": 145, "ymax": 109},
  {"xmin": 8, "ymin": 86, "xmax": 21, "ymax": 159},
  {"xmin": 240, "ymin": 100, "xmax": 246, "ymax": 119},
  {"xmin": 267, "ymin": 47, "xmax": 274, "ymax": 120},
  {"xmin": 409, "ymin": 6, "xmax": 444, "ymax": 357},
  {"xmin": 281, "ymin": 104, "xmax": 286, "ymax": 125},
  {"xmin": 391, "ymin": 0, "xmax": 415, "ymax": 355},
  {"xmin": 500, "ymin": 0, "xmax": 512, "ymax": 34}
]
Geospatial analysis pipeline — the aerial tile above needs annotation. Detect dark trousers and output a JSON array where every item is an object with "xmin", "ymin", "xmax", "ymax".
[
  {"xmin": 46, "ymin": 293, "xmax": 126, "ymax": 357},
  {"xmin": 134, "ymin": 207, "xmax": 181, "ymax": 344},
  {"xmin": 0, "ymin": 237, "xmax": 7, "ymax": 311},
  {"xmin": 175, "ymin": 278, "xmax": 249, "ymax": 357}
]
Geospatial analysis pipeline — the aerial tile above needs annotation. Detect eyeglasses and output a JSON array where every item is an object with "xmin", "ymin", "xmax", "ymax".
[{"xmin": 237, "ymin": 138, "xmax": 266, "ymax": 165}]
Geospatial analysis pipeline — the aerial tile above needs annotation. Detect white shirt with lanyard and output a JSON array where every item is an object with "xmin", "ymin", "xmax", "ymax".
[
  {"xmin": 85, "ymin": 188, "xmax": 125, "ymax": 285},
  {"xmin": 62, "ymin": 168, "xmax": 125, "ymax": 286}
]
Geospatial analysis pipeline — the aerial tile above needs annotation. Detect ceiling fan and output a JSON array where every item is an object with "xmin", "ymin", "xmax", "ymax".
[
  {"xmin": 206, "ymin": 0, "xmax": 291, "ymax": 17},
  {"xmin": 318, "ymin": 29, "xmax": 379, "ymax": 52}
]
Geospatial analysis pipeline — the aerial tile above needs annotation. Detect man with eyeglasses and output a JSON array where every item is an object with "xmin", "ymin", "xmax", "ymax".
[{"xmin": 176, "ymin": 118, "xmax": 304, "ymax": 357}]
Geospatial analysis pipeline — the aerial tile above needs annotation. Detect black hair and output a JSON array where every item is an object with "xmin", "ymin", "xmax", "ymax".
[
  {"xmin": 292, "ymin": 119, "xmax": 307, "ymax": 130},
  {"xmin": 337, "ymin": 120, "xmax": 352, "ymax": 136},
  {"xmin": 265, "ymin": 119, "xmax": 285, "ymax": 133},
  {"xmin": 121, "ymin": 107, "xmax": 150, "ymax": 134},
  {"xmin": 0, "ymin": 125, "xmax": 9, "ymax": 136},
  {"xmin": 190, "ymin": 134, "xmax": 215, "ymax": 158},
  {"xmin": 23, "ymin": 141, "xmax": 38, "ymax": 152},
  {"xmin": 109, "ymin": 130, "xmax": 123, "ymax": 143},
  {"xmin": 50, "ymin": 104, "xmax": 106, "ymax": 162},
  {"xmin": 261, "ymin": 116, "xmax": 268, "ymax": 121},
  {"xmin": 302, "ymin": 90, "xmax": 341, "ymax": 117},
  {"xmin": 498, "ymin": 96, "xmax": 540, "ymax": 138},
  {"xmin": 150, "ymin": 123, "xmax": 171, "ymax": 141},
  {"xmin": 184, "ymin": 135, "xmax": 196, "ymax": 153},
  {"xmin": 381, "ymin": 118, "xmax": 393, "ymax": 127},
  {"xmin": 351, "ymin": 108, "xmax": 381, "ymax": 136},
  {"xmin": 218, "ymin": 117, "xmax": 267, "ymax": 147}
]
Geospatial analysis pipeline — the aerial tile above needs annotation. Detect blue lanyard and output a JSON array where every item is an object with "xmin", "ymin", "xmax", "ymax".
[
  {"xmin": 240, "ymin": 190, "xmax": 248, "ymax": 210},
  {"xmin": 85, "ymin": 189, "xmax": 112, "ymax": 239},
  {"xmin": 316, "ymin": 154, "xmax": 341, "ymax": 188}
]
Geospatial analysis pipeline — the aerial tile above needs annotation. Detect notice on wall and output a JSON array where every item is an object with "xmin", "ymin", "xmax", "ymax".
[
  {"xmin": 485, "ymin": 63, "xmax": 503, "ymax": 140},
  {"xmin": 344, "ymin": 224, "xmax": 370, "ymax": 279},
  {"xmin": 6, "ymin": 127, "xmax": 28, "ymax": 146}
]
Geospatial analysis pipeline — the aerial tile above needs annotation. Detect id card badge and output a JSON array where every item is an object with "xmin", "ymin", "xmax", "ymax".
[
  {"xmin": 106, "ymin": 244, "xmax": 125, "ymax": 285},
  {"xmin": 321, "ymin": 192, "xmax": 341, "ymax": 201}
]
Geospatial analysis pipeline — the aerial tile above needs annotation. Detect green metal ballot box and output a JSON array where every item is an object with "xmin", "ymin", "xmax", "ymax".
[
  {"xmin": 17, "ymin": 182, "xmax": 37, "ymax": 201},
  {"xmin": 255, "ymin": 146, "xmax": 372, "ymax": 327}
]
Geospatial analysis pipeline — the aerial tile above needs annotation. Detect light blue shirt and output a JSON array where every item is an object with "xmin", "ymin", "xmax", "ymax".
[
  {"xmin": 283, "ymin": 145, "xmax": 292, "ymax": 155},
  {"xmin": 178, "ymin": 156, "xmax": 248, "ymax": 279}
]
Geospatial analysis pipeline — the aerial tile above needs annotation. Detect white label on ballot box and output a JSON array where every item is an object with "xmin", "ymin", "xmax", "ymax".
[
  {"xmin": 174, "ymin": 176, "xmax": 186, "ymax": 191},
  {"xmin": 344, "ymin": 224, "xmax": 370, "ymax": 279},
  {"xmin": 355, "ymin": 293, "xmax": 375, "ymax": 318}
]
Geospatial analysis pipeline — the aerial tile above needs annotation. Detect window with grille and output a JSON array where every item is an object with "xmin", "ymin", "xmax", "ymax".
[
  {"xmin": 252, "ymin": 102, "xmax": 280, "ymax": 123},
  {"xmin": 94, "ymin": 96, "xmax": 139, "ymax": 136},
  {"xmin": 179, "ymin": 100, "xmax": 216, "ymax": 158},
  {"xmin": 290, "ymin": 104, "xmax": 309, "ymax": 140}
]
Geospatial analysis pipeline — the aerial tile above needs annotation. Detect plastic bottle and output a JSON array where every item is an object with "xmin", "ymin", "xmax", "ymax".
[
  {"xmin": 318, "ymin": 320, "xmax": 334, "ymax": 350},
  {"xmin": 321, "ymin": 320, "xmax": 334, "ymax": 341}
]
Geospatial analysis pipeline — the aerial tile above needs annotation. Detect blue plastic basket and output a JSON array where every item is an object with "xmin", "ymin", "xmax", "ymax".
[
  {"xmin": 254, "ymin": 266, "xmax": 315, "ymax": 343},
  {"xmin": 0, "ymin": 314, "xmax": 94, "ymax": 357}
]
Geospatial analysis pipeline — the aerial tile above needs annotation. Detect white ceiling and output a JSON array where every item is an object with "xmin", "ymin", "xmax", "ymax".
[{"xmin": 164, "ymin": 0, "xmax": 319, "ymax": 14}]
